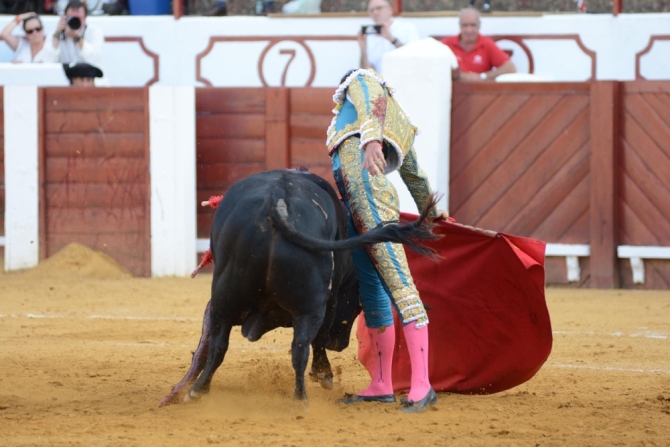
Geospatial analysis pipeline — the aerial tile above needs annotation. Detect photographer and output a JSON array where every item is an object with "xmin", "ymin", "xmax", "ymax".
[
  {"xmin": 46, "ymin": 1, "xmax": 104, "ymax": 68},
  {"xmin": 358, "ymin": 0, "xmax": 419, "ymax": 74}
]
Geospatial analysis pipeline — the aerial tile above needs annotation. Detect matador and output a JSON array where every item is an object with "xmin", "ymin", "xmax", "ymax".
[{"xmin": 327, "ymin": 68, "xmax": 444, "ymax": 413}]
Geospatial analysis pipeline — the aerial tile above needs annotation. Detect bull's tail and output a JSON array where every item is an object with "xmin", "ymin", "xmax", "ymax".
[{"xmin": 269, "ymin": 193, "xmax": 441, "ymax": 257}]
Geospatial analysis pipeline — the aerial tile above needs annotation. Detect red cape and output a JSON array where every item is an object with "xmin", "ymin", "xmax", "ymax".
[{"xmin": 357, "ymin": 214, "xmax": 552, "ymax": 394}]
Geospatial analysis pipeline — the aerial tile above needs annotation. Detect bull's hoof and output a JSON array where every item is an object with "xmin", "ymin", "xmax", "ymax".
[
  {"xmin": 291, "ymin": 400, "xmax": 309, "ymax": 412},
  {"xmin": 291, "ymin": 392, "xmax": 309, "ymax": 412},
  {"xmin": 293, "ymin": 389, "xmax": 308, "ymax": 401},
  {"xmin": 158, "ymin": 393, "xmax": 180, "ymax": 407},
  {"xmin": 184, "ymin": 389, "xmax": 203, "ymax": 403},
  {"xmin": 319, "ymin": 376, "xmax": 334, "ymax": 390},
  {"xmin": 308, "ymin": 371, "xmax": 334, "ymax": 390}
]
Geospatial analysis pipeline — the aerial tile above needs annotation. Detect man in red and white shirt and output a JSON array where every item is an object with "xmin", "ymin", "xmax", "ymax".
[{"xmin": 442, "ymin": 8, "xmax": 516, "ymax": 81}]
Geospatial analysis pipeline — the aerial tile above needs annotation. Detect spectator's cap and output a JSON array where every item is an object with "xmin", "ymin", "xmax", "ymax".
[{"xmin": 63, "ymin": 62, "xmax": 103, "ymax": 80}]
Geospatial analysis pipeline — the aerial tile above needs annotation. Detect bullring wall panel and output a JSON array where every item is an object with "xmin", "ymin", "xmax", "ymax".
[
  {"xmin": 41, "ymin": 88, "xmax": 150, "ymax": 277},
  {"xmin": 618, "ymin": 81, "xmax": 670, "ymax": 288},
  {"xmin": 195, "ymin": 88, "xmax": 342, "ymax": 240},
  {"xmin": 450, "ymin": 83, "xmax": 591, "ymax": 242},
  {"xmin": 450, "ymin": 83, "xmax": 594, "ymax": 286},
  {"xmin": 288, "ymin": 89, "xmax": 334, "ymax": 186},
  {"xmin": 195, "ymin": 88, "xmax": 268, "ymax": 238}
]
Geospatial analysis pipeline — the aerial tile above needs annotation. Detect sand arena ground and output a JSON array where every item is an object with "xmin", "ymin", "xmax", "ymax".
[{"xmin": 1, "ymin": 244, "xmax": 669, "ymax": 446}]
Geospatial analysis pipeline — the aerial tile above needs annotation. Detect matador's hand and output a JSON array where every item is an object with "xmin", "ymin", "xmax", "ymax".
[
  {"xmin": 431, "ymin": 210, "xmax": 450, "ymax": 221},
  {"xmin": 362, "ymin": 141, "xmax": 386, "ymax": 176}
]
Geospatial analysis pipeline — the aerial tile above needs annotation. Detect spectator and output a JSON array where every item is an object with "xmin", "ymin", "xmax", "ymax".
[
  {"xmin": 442, "ymin": 8, "xmax": 516, "ymax": 81},
  {"xmin": 206, "ymin": 1, "xmax": 228, "ymax": 15},
  {"xmin": 63, "ymin": 62, "xmax": 103, "ymax": 87},
  {"xmin": 56, "ymin": 0, "xmax": 118, "ymax": 15},
  {"xmin": 470, "ymin": 0, "xmax": 491, "ymax": 13},
  {"xmin": 45, "ymin": 1, "xmax": 104, "ymax": 68},
  {"xmin": 101, "ymin": 1, "xmax": 129, "ymax": 15},
  {"xmin": 359, "ymin": 0, "xmax": 419, "ymax": 74},
  {"xmin": 282, "ymin": 0, "xmax": 320, "ymax": 14},
  {"xmin": 1, "ymin": 13, "xmax": 55, "ymax": 63}
]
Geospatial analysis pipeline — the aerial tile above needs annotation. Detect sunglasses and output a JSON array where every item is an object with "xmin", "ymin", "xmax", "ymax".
[{"xmin": 25, "ymin": 27, "xmax": 43, "ymax": 34}]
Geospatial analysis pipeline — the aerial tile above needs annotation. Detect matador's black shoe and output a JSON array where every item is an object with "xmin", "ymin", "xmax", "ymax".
[
  {"xmin": 400, "ymin": 388, "xmax": 438, "ymax": 413},
  {"xmin": 338, "ymin": 393, "xmax": 396, "ymax": 404}
]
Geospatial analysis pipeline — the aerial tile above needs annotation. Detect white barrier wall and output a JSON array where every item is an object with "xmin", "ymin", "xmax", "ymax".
[
  {"xmin": 0, "ymin": 64, "xmax": 69, "ymax": 86},
  {"xmin": 3, "ymin": 85, "xmax": 39, "ymax": 271},
  {"xmin": 1, "ymin": 13, "xmax": 669, "ymax": 86},
  {"xmin": 149, "ymin": 86, "xmax": 197, "ymax": 277},
  {"xmin": 382, "ymin": 38, "xmax": 456, "ymax": 214}
]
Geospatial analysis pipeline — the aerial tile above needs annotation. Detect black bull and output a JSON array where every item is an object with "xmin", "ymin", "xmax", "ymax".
[{"xmin": 160, "ymin": 170, "xmax": 437, "ymax": 406}]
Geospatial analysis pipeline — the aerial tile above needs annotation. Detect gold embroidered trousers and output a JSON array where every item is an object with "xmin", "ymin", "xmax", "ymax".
[{"xmin": 332, "ymin": 136, "xmax": 429, "ymax": 329}]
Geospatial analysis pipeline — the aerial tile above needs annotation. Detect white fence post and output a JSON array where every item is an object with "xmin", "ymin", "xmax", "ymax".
[
  {"xmin": 381, "ymin": 38, "xmax": 457, "ymax": 214},
  {"xmin": 4, "ymin": 85, "xmax": 39, "ymax": 271},
  {"xmin": 149, "ymin": 85, "xmax": 197, "ymax": 277}
]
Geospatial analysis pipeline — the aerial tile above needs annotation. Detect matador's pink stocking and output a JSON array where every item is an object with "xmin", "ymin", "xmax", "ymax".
[
  {"xmin": 403, "ymin": 322, "xmax": 432, "ymax": 402},
  {"xmin": 359, "ymin": 325, "xmax": 395, "ymax": 396}
]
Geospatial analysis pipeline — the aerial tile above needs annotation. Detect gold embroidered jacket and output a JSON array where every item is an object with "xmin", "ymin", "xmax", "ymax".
[
  {"xmin": 326, "ymin": 69, "xmax": 419, "ymax": 173},
  {"xmin": 326, "ymin": 69, "xmax": 437, "ymax": 218}
]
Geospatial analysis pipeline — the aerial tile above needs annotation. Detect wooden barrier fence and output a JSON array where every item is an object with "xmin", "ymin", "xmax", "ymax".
[{"xmin": 1, "ymin": 82, "xmax": 668, "ymax": 287}]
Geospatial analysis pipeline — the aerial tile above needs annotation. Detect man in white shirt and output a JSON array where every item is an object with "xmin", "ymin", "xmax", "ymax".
[
  {"xmin": 46, "ymin": 1, "xmax": 104, "ymax": 68},
  {"xmin": 358, "ymin": 0, "xmax": 419, "ymax": 74}
]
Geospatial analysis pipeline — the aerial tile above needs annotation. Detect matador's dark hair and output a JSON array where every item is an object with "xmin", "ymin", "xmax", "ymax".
[
  {"xmin": 339, "ymin": 69, "xmax": 357, "ymax": 85},
  {"xmin": 338, "ymin": 69, "xmax": 358, "ymax": 98}
]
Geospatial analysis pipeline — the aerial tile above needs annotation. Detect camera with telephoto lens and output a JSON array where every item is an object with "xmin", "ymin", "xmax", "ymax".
[{"xmin": 66, "ymin": 16, "xmax": 82, "ymax": 30}]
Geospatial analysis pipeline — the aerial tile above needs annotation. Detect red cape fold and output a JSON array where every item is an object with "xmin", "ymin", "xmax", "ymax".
[{"xmin": 356, "ymin": 213, "xmax": 552, "ymax": 394}]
